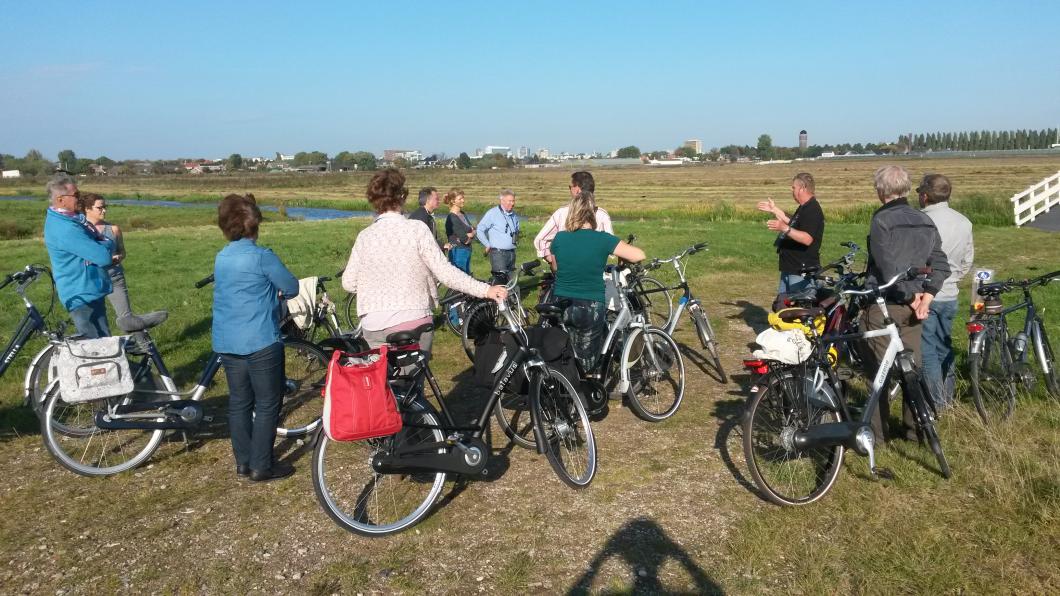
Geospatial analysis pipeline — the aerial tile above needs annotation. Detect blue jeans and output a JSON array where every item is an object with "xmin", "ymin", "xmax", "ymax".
[
  {"xmin": 778, "ymin": 273, "xmax": 815, "ymax": 294},
  {"xmin": 488, "ymin": 248, "xmax": 516, "ymax": 278},
  {"xmin": 220, "ymin": 341, "xmax": 285, "ymax": 473},
  {"xmin": 448, "ymin": 246, "xmax": 471, "ymax": 274},
  {"xmin": 69, "ymin": 299, "xmax": 110, "ymax": 338},
  {"xmin": 563, "ymin": 298, "xmax": 606, "ymax": 372},
  {"xmin": 921, "ymin": 299, "xmax": 958, "ymax": 408}
]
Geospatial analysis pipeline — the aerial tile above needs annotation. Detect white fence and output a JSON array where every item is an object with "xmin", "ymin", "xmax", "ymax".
[{"xmin": 1012, "ymin": 170, "xmax": 1060, "ymax": 226}]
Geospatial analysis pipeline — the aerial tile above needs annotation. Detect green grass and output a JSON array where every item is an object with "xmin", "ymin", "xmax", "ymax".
[{"xmin": 0, "ymin": 202, "xmax": 1058, "ymax": 592}]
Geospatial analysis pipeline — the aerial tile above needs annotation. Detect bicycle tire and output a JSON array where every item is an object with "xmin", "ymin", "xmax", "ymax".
[
  {"xmin": 636, "ymin": 276, "xmax": 673, "ymax": 328},
  {"xmin": 27, "ymin": 344, "xmax": 57, "ymax": 419},
  {"xmin": 690, "ymin": 303, "xmax": 728, "ymax": 384},
  {"xmin": 1031, "ymin": 319, "xmax": 1059, "ymax": 397},
  {"xmin": 461, "ymin": 300, "xmax": 500, "ymax": 363},
  {"xmin": 906, "ymin": 374, "xmax": 951, "ymax": 479},
  {"xmin": 531, "ymin": 368, "xmax": 596, "ymax": 488},
  {"xmin": 742, "ymin": 368, "xmax": 845, "ymax": 506},
  {"xmin": 623, "ymin": 328, "xmax": 685, "ymax": 422},
  {"xmin": 969, "ymin": 325, "xmax": 1017, "ymax": 423},
  {"xmin": 493, "ymin": 390, "xmax": 536, "ymax": 450},
  {"xmin": 276, "ymin": 338, "xmax": 328, "ymax": 438},
  {"xmin": 342, "ymin": 292, "xmax": 358, "ymax": 331},
  {"xmin": 312, "ymin": 397, "xmax": 447, "ymax": 536},
  {"xmin": 41, "ymin": 365, "xmax": 167, "ymax": 477}
]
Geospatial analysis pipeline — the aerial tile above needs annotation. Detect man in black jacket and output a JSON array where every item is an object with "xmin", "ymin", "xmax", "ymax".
[
  {"xmin": 407, "ymin": 187, "xmax": 448, "ymax": 250},
  {"xmin": 863, "ymin": 165, "xmax": 950, "ymax": 442}
]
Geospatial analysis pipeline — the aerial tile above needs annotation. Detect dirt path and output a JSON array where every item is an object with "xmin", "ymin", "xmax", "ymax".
[{"xmin": 0, "ymin": 276, "xmax": 773, "ymax": 594}]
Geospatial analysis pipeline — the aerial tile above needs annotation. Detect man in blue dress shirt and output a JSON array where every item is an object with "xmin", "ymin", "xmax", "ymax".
[{"xmin": 476, "ymin": 189, "xmax": 520, "ymax": 278}]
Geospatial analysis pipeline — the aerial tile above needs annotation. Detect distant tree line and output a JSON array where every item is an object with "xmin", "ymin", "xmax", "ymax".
[{"xmin": 898, "ymin": 128, "xmax": 1059, "ymax": 152}]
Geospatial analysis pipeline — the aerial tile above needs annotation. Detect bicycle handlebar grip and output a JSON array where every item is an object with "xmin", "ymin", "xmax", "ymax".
[
  {"xmin": 194, "ymin": 274, "xmax": 215, "ymax": 289},
  {"xmin": 627, "ymin": 234, "xmax": 637, "ymax": 244},
  {"xmin": 693, "ymin": 242, "xmax": 708, "ymax": 251},
  {"xmin": 318, "ymin": 276, "xmax": 332, "ymax": 283},
  {"xmin": 521, "ymin": 259, "xmax": 541, "ymax": 274}
]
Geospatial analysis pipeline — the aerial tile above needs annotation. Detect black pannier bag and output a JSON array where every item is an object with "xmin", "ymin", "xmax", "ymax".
[{"xmin": 473, "ymin": 326, "xmax": 581, "ymax": 396}]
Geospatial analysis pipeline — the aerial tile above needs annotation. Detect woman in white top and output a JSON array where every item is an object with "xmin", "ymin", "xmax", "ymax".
[{"xmin": 342, "ymin": 169, "xmax": 507, "ymax": 355}]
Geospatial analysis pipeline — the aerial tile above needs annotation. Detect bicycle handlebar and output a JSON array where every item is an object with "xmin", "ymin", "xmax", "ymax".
[
  {"xmin": 194, "ymin": 274, "xmax": 215, "ymax": 289},
  {"xmin": 2, "ymin": 265, "xmax": 48, "ymax": 290},
  {"xmin": 840, "ymin": 267, "xmax": 927, "ymax": 297}
]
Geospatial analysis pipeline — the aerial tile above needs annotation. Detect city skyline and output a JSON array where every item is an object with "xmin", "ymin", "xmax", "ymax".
[{"xmin": 2, "ymin": 1, "xmax": 1058, "ymax": 160}]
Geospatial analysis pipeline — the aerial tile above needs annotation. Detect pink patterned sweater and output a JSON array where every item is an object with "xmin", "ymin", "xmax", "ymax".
[{"xmin": 341, "ymin": 212, "xmax": 490, "ymax": 318}]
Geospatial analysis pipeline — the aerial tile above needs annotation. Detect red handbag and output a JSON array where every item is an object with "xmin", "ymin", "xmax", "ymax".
[{"xmin": 322, "ymin": 346, "xmax": 403, "ymax": 441}]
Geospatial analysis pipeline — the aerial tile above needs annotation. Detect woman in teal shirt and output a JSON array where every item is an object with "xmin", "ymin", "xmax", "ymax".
[{"xmin": 550, "ymin": 192, "xmax": 645, "ymax": 371}]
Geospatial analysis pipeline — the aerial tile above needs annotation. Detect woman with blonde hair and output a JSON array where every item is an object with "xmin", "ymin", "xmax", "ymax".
[
  {"xmin": 443, "ymin": 188, "xmax": 475, "ymax": 274},
  {"xmin": 550, "ymin": 191, "xmax": 645, "ymax": 370}
]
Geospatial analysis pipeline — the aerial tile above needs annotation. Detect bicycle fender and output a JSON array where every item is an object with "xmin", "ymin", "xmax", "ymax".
[
  {"xmin": 22, "ymin": 344, "xmax": 55, "ymax": 408},
  {"xmin": 968, "ymin": 332, "xmax": 985, "ymax": 354}
]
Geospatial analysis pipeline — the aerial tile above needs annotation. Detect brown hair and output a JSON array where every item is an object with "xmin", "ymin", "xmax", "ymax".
[
  {"xmin": 366, "ymin": 168, "xmax": 409, "ymax": 213},
  {"xmin": 217, "ymin": 193, "xmax": 262, "ymax": 241},
  {"xmin": 565, "ymin": 191, "xmax": 598, "ymax": 232},
  {"xmin": 443, "ymin": 188, "xmax": 464, "ymax": 207},
  {"xmin": 78, "ymin": 192, "xmax": 104, "ymax": 214},
  {"xmin": 571, "ymin": 171, "xmax": 595, "ymax": 193},
  {"xmin": 792, "ymin": 172, "xmax": 815, "ymax": 194},
  {"xmin": 917, "ymin": 174, "xmax": 951, "ymax": 204}
]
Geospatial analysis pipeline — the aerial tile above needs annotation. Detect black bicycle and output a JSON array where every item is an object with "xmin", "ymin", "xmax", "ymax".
[
  {"xmin": 312, "ymin": 290, "xmax": 596, "ymax": 536},
  {"xmin": 967, "ymin": 269, "xmax": 1060, "ymax": 422}
]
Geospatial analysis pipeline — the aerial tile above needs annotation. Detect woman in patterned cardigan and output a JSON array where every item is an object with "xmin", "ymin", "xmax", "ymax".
[{"xmin": 341, "ymin": 169, "xmax": 507, "ymax": 355}]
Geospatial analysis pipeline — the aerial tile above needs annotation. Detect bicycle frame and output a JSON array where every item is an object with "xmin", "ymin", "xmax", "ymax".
[{"xmin": 2, "ymin": 306, "xmax": 46, "ymax": 378}]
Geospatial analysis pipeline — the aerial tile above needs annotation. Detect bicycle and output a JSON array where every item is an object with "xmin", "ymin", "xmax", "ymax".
[
  {"xmin": 967, "ymin": 269, "xmax": 1060, "ymax": 423},
  {"xmin": 38, "ymin": 274, "xmax": 329, "ymax": 477},
  {"xmin": 460, "ymin": 260, "xmax": 542, "ymax": 362},
  {"xmin": 639, "ymin": 242, "xmax": 727, "ymax": 383},
  {"xmin": 311, "ymin": 284, "xmax": 596, "ymax": 536},
  {"xmin": 534, "ymin": 261, "xmax": 687, "ymax": 423},
  {"xmin": 742, "ymin": 268, "xmax": 951, "ymax": 506}
]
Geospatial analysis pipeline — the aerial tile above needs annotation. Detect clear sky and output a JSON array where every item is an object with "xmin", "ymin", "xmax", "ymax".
[{"xmin": 2, "ymin": 0, "xmax": 1058, "ymax": 160}]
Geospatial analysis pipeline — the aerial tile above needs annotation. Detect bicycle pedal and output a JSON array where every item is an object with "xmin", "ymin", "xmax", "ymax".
[{"xmin": 872, "ymin": 467, "xmax": 895, "ymax": 480}]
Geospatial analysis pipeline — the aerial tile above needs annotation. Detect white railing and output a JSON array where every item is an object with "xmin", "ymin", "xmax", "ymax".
[{"xmin": 1012, "ymin": 170, "xmax": 1060, "ymax": 226}]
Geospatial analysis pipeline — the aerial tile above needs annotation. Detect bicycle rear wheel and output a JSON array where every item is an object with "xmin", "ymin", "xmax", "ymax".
[
  {"xmin": 41, "ymin": 364, "xmax": 166, "ymax": 477},
  {"xmin": 461, "ymin": 300, "xmax": 500, "ymax": 363},
  {"xmin": 969, "ymin": 326, "xmax": 1017, "ymax": 422},
  {"xmin": 532, "ymin": 368, "xmax": 596, "ymax": 488},
  {"xmin": 623, "ymin": 328, "xmax": 685, "ymax": 422},
  {"xmin": 690, "ymin": 303, "xmax": 727, "ymax": 383},
  {"xmin": 493, "ymin": 390, "xmax": 536, "ymax": 450},
  {"xmin": 276, "ymin": 339, "xmax": 328, "ymax": 438},
  {"xmin": 343, "ymin": 293, "xmax": 358, "ymax": 331},
  {"xmin": 312, "ymin": 398, "xmax": 447, "ymax": 536},
  {"xmin": 743, "ymin": 369, "xmax": 845, "ymax": 506},
  {"xmin": 1031, "ymin": 319, "xmax": 1059, "ymax": 396}
]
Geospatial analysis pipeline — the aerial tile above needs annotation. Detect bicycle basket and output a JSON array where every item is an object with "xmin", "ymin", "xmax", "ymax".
[{"xmin": 55, "ymin": 336, "xmax": 135, "ymax": 403}]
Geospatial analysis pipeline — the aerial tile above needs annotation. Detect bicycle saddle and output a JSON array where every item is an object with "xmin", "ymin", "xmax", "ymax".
[
  {"xmin": 777, "ymin": 307, "xmax": 824, "ymax": 323},
  {"xmin": 535, "ymin": 299, "xmax": 572, "ymax": 318},
  {"xmin": 978, "ymin": 281, "xmax": 1008, "ymax": 296},
  {"xmin": 116, "ymin": 310, "xmax": 169, "ymax": 333},
  {"xmin": 386, "ymin": 322, "xmax": 434, "ymax": 346},
  {"xmin": 489, "ymin": 271, "xmax": 509, "ymax": 285}
]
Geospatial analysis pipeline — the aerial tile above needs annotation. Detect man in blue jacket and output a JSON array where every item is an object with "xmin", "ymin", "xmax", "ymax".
[{"xmin": 43, "ymin": 173, "xmax": 114, "ymax": 338}]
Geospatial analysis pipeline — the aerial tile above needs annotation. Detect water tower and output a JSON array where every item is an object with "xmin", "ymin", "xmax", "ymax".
[{"xmin": 799, "ymin": 130, "xmax": 808, "ymax": 150}]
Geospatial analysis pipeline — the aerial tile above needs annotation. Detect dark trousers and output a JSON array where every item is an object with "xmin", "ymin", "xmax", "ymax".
[
  {"xmin": 488, "ymin": 248, "xmax": 515, "ymax": 276},
  {"xmin": 861, "ymin": 303, "xmax": 922, "ymax": 442},
  {"xmin": 69, "ymin": 298, "xmax": 110, "ymax": 338},
  {"xmin": 563, "ymin": 298, "xmax": 607, "ymax": 372},
  {"xmin": 221, "ymin": 342, "xmax": 285, "ymax": 473}
]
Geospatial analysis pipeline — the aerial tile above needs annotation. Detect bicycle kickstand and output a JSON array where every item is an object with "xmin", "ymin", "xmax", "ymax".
[{"xmin": 857, "ymin": 426, "xmax": 895, "ymax": 480}]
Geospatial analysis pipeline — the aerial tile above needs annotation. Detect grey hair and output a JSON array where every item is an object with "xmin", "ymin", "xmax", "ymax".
[
  {"xmin": 873, "ymin": 165, "xmax": 911, "ymax": 201},
  {"xmin": 498, "ymin": 188, "xmax": 515, "ymax": 201},
  {"xmin": 46, "ymin": 173, "xmax": 77, "ymax": 199}
]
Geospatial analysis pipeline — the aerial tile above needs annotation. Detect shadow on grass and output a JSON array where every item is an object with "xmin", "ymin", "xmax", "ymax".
[
  {"xmin": 567, "ymin": 517, "xmax": 722, "ymax": 595},
  {"xmin": 0, "ymin": 403, "xmax": 40, "ymax": 441},
  {"xmin": 722, "ymin": 299, "xmax": 771, "ymax": 337},
  {"xmin": 711, "ymin": 391, "xmax": 764, "ymax": 499}
]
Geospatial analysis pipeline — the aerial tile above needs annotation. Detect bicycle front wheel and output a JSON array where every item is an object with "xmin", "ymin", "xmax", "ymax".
[
  {"xmin": 41, "ymin": 367, "xmax": 166, "ymax": 477},
  {"xmin": 532, "ymin": 368, "xmax": 596, "ymax": 488},
  {"xmin": 742, "ymin": 369, "xmax": 845, "ymax": 506},
  {"xmin": 1031, "ymin": 319, "xmax": 1059, "ymax": 396},
  {"xmin": 906, "ymin": 374, "xmax": 951, "ymax": 479},
  {"xmin": 312, "ymin": 398, "xmax": 447, "ymax": 536},
  {"xmin": 969, "ymin": 326, "xmax": 1017, "ymax": 422},
  {"xmin": 276, "ymin": 338, "xmax": 328, "ymax": 438},
  {"xmin": 690, "ymin": 303, "xmax": 727, "ymax": 383},
  {"xmin": 493, "ymin": 390, "xmax": 536, "ymax": 450},
  {"xmin": 623, "ymin": 328, "xmax": 685, "ymax": 422},
  {"xmin": 343, "ymin": 293, "xmax": 358, "ymax": 331}
]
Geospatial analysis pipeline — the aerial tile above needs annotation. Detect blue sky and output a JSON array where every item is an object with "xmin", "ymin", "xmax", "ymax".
[{"xmin": 2, "ymin": 0, "xmax": 1058, "ymax": 160}]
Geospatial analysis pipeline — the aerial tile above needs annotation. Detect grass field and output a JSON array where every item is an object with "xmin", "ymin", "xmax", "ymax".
[
  {"xmin": 3, "ymin": 154, "xmax": 1058, "ymax": 225},
  {"xmin": 0, "ymin": 187, "xmax": 1058, "ymax": 593}
]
